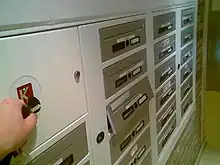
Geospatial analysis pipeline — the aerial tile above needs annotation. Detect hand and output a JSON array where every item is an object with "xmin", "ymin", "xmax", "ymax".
[{"xmin": 0, "ymin": 98, "xmax": 37, "ymax": 160}]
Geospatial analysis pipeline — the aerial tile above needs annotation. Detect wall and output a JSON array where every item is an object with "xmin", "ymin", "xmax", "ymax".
[
  {"xmin": 165, "ymin": 0, "xmax": 206, "ymax": 164},
  {"xmin": 205, "ymin": 0, "xmax": 220, "ymax": 148}
]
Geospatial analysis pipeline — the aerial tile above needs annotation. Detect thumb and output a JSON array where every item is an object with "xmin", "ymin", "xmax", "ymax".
[{"xmin": 23, "ymin": 113, "xmax": 37, "ymax": 134}]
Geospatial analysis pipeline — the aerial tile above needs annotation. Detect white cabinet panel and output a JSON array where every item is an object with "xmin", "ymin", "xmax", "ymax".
[
  {"xmin": 0, "ymin": 27, "xmax": 88, "ymax": 158},
  {"xmin": 0, "ymin": 0, "xmax": 196, "ymax": 28}
]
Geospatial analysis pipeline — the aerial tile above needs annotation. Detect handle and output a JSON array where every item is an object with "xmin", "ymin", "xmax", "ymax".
[
  {"xmin": 137, "ymin": 145, "xmax": 146, "ymax": 160},
  {"xmin": 59, "ymin": 154, "xmax": 74, "ymax": 165},
  {"xmin": 183, "ymin": 16, "xmax": 193, "ymax": 24},
  {"xmin": 159, "ymin": 47, "xmax": 173, "ymax": 59},
  {"xmin": 160, "ymin": 88, "xmax": 173, "ymax": 106},
  {"xmin": 183, "ymin": 68, "xmax": 192, "ymax": 80},
  {"xmin": 120, "ymin": 135, "xmax": 132, "ymax": 151},
  {"xmin": 184, "ymin": 52, "xmax": 192, "ymax": 62},
  {"xmin": 183, "ymin": 84, "xmax": 192, "ymax": 96},
  {"xmin": 160, "ymin": 68, "xmax": 173, "ymax": 83},
  {"xmin": 183, "ymin": 33, "xmax": 192, "ymax": 44},
  {"xmin": 122, "ymin": 106, "xmax": 134, "ymax": 120},
  {"xmin": 159, "ymin": 23, "xmax": 173, "ymax": 34},
  {"xmin": 183, "ymin": 100, "xmax": 193, "ymax": 113},
  {"xmin": 161, "ymin": 123, "xmax": 175, "ymax": 148},
  {"xmin": 161, "ymin": 106, "xmax": 175, "ymax": 127}
]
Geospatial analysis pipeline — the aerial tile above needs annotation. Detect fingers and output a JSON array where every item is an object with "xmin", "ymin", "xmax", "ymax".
[
  {"xmin": 13, "ymin": 139, "xmax": 28, "ymax": 153},
  {"xmin": 1, "ymin": 98, "xmax": 24, "ymax": 107},
  {"xmin": 23, "ymin": 113, "xmax": 37, "ymax": 134}
]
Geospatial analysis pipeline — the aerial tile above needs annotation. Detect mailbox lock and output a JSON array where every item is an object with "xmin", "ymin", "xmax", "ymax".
[
  {"xmin": 22, "ymin": 97, "xmax": 41, "ymax": 119},
  {"xmin": 132, "ymin": 131, "xmax": 136, "ymax": 137},
  {"xmin": 74, "ymin": 70, "xmax": 81, "ymax": 83},
  {"xmin": 134, "ymin": 102, "xmax": 138, "ymax": 109},
  {"xmin": 96, "ymin": 131, "xmax": 105, "ymax": 144},
  {"xmin": 128, "ymin": 72, "xmax": 132, "ymax": 79},
  {"xmin": 126, "ymin": 40, "xmax": 130, "ymax": 46}
]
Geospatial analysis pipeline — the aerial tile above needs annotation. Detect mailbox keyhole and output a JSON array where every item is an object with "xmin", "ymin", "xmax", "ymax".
[{"xmin": 74, "ymin": 70, "xmax": 81, "ymax": 83}]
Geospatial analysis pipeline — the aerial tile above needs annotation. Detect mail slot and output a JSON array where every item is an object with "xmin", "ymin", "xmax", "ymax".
[
  {"xmin": 117, "ymin": 128, "xmax": 151, "ymax": 165},
  {"xmin": 110, "ymin": 121, "xmax": 149, "ymax": 164},
  {"xmin": 103, "ymin": 49, "xmax": 147, "ymax": 99},
  {"xmin": 28, "ymin": 123, "xmax": 88, "ymax": 165},
  {"xmin": 153, "ymin": 12, "xmax": 176, "ymax": 39},
  {"xmin": 140, "ymin": 150, "xmax": 152, "ymax": 165},
  {"xmin": 156, "ymin": 76, "xmax": 176, "ymax": 111},
  {"xmin": 181, "ymin": 26, "xmax": 194, "ymax": 47},
  {"xmin": 181, "ymin": 76, "xmax": 193, "ymax": 100},
  {"xmin": 99, "ymin": 19, "xmax": 146, "ymax": 62},
  {"xmin": 155, "ymin": 56, "xmax": 176, "ymax": 88},
  {"xmin": 181, "ymin": 91, "xmax": 193, "ymax": 117},
  {"xmin": 181, "ymin": 43, "xmax": 193, "ymax": 65},
  {"xmin": 181, "ymin": 8, "xmax": 195, "ymax": 27},
  {"xmin": 157, "ymin": 115, "xmax": 176, "ymax": 155},
  {"xmin": 154, "ymin": 35, "xmax": 176, "ymax": 65},
  {"xmin": 157, "ymin": 96, "xmax": 176, "ymax": 134},
  {"xmin": 181, "ymin": 59, "xmax": 193, "ymax": 83},
  {"xmin": 107, "ymin": 77, "xmax": 153, "ymax": 135}
]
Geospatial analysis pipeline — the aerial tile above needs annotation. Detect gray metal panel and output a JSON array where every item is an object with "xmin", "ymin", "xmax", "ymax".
[
  {"xmin": 28, "ymin": 123, "xmax": 88, "ymax": 165},
  {"xmin": 155, "ymin": 56, "xmax": 176, "ymax": 88},
  {"xmin": 103, "ymin": 49, "xmax": 147, "ymax": 99},
  {"xmin": 154, "ymin": 35, "xmax": 176, "ymax": 65},
  {"xmin": 181, "ymin": 76, "xmax": 193, "ymax": 100},
  {"xmin": 100, "ymin": 19, "xmax": 146, "ymax": 62},
  {"xmin": 156, "ymin": 96, "xmax": 176, "ymax": 134},
  {"xmin": 157, "ymin": 115, "xmax": 176, "ymax": 155},
  {"xmin": 181, "ymin": 26, "xmax": 194, "ymax": 47},
  {"xmin": 181, "ymin": 43, "xmax": 193, "ymax": 65},
  {"xmin": 181, "ymin": 91, "xmax": 193, "ymax": 117},
  {"xmin": 156, "ymin": 76, "xmax": 176, "ymax": 111},
  {"xmin": 181, "ymin": 59, "xmax": 193, "ymax": 83},
  {"xmin": 110, "ymin": 123, "xmax": 148, "ymax": 164},
  {"xmin": 107, "ymin": 77, "xmax": 153, "ymax": 135},
  {"xmin": 153, "ymin": 12, "xmax": 176, "ymax": 39},
  {"xmin": 140, "ymin": 151, "xmax": 152, "ymax": 165},
  {"xmin": 181, "ymin": 8, "xmax": 195, "ymax": 27},
  {"xmin": 84, "ymin": 161, "xmax": 90, "ymax": 165},
  {"xmin": 118, "ymin": 128, "xmax": 151, "ymax": 165}
]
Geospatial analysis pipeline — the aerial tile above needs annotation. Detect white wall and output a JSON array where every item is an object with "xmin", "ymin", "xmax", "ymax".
[{"xmin": 0, "ymin": 0, "xmax": 195, "ymax": 27}]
